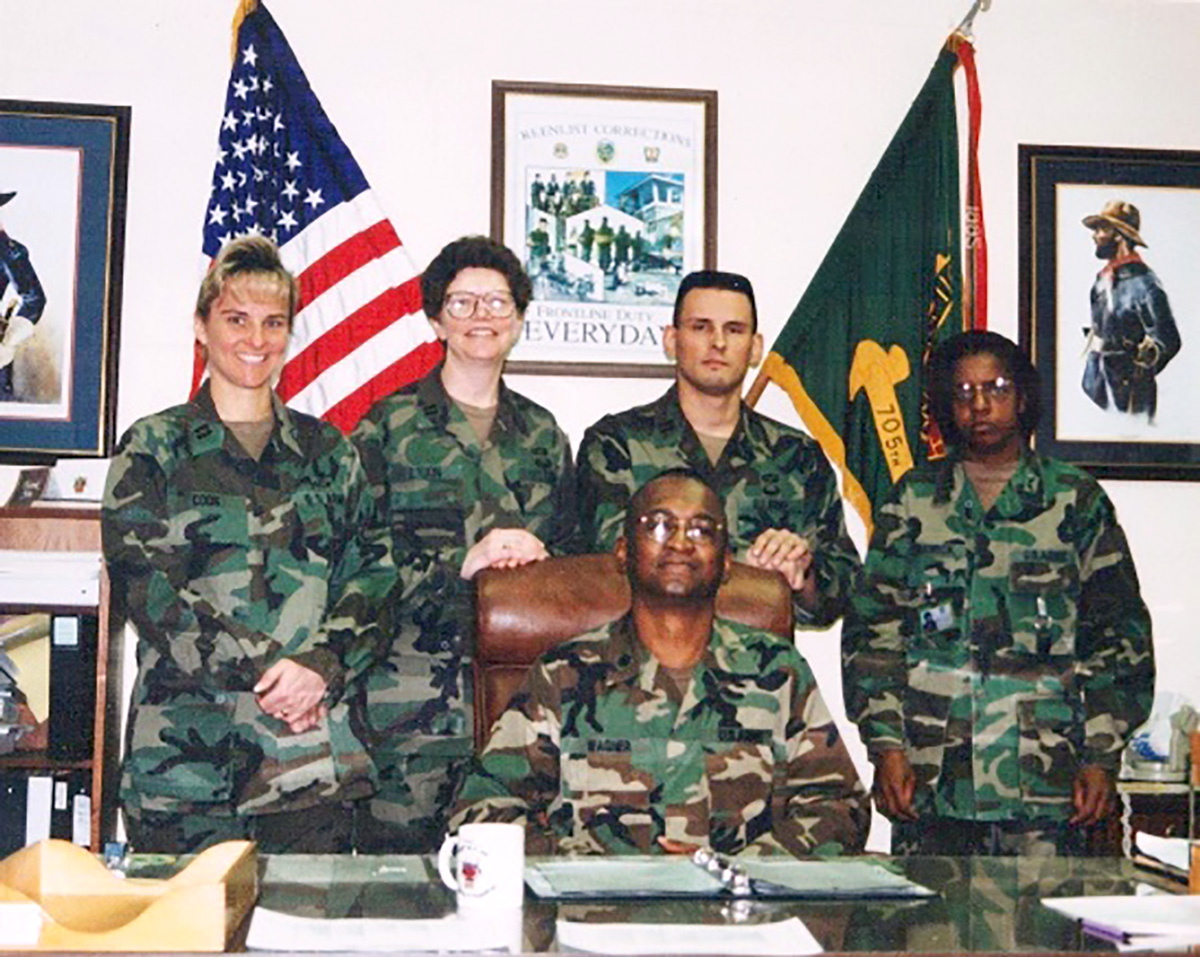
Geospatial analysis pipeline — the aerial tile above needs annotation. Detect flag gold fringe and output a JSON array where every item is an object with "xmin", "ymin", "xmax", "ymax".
[{"xmin": 759, "ymin": 352, "xmax": 874, "ymax": 540}]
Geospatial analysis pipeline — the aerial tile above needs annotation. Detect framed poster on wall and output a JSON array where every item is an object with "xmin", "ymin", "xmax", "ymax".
[
  {"xmin": 1020, "ymin": 143, "xmax": 1200, "ymax": 479},
  {"xmin": 0, "ymin": 99, "xmax": 129, "ymax": 460},
  {"xmin": 492, "ymin": 81, "xmax": 716, "ymax": 377}
]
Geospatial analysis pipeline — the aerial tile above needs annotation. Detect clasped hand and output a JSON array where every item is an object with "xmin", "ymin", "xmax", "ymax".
[{"xmin": 254, "ymin": 659, "xmax": 327, "ymax": 734}]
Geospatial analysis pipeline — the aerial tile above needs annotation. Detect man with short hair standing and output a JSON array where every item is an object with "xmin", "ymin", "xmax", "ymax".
[
  {"xmin": 577, "ymin": 270, "xmax": 859, "ymax": 628},
  {"xmin": 453, "ymin": 471, "xmax": 869, "ymax": 856}
]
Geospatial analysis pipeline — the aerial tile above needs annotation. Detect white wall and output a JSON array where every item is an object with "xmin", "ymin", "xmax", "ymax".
[{"xmin": 8, "ymin": 0, "xmax": 1200, "ymax": 849}]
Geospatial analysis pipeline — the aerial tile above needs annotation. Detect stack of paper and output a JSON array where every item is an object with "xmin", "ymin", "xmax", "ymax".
[
  {"xmin": 0, "ymin": 552, "xmax": 101, "ymax": 606},
  {"xmin": 1043, "ymin": 894, "xmax": 1200, "ymax": 950},
  {"xmin": 245, "ymin": 909, "xmax": 522, "ymax": 952}
]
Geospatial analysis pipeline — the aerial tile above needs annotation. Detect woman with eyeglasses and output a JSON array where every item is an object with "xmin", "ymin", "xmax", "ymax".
[
  {"xmin": 843, "ymin": 330, "xmax": 1153, "ymax": 857},
  {"xmin": 351, "ymin": 234, "xmax": 576, "ymax": 852}
]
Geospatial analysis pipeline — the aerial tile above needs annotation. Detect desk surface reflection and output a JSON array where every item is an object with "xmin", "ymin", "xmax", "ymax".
[{"xmin": 128, "ymin": 853, "xmax": 1175, "ymax": 954}]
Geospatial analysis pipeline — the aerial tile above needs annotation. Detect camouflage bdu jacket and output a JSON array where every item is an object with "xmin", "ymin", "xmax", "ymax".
[
  {"xmin": 843, "ymin": 451, "xmax": 1154, "ymax": 821},
  {"xmin": 577, "ymin": 386, "xmax": 860, "ymax": 627},
  {"xmin": 453, "ymin": 615, "xmax": 870, "ymax": 856},
  {"xmin": 102, "ymin": 384, "xmax": 394, "ymax": 819},
  {"xmin": 351, "ymin": 369, "xmax": 576, "ymax": 822}
]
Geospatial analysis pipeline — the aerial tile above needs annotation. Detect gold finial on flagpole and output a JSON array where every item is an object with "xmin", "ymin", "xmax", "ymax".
[{"xmin": 230, "ymin": 0, "xmax": 259, "ymax": 62}]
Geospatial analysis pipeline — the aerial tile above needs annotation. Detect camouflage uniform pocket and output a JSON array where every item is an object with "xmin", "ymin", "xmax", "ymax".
[
  {"xmin": 389, "ymin": 483, "xmax": 464, "ymax": 549},
  {"xmin": 167, "ymin": 490, "xmax": 250, "ymax": 547},
  {"xmin": 561, "ymin": 737, "xmax": 655, "ymax": 850},
  {"xmin": 1016, "ymin": 693, "xmax": 1078, "ymax": 805},
  {"xmin": 902, "ymin": 663, "xmax": 958, "ymax": 795},
  {"xmin": 292, "ymin": 490, "xmax": 336, "ymax": 551},
  {"xmin": 363, "ymin": 653, "xmax": 469, "ymax": 744},
  {"xmin": 503, "ymin": 457, "xmax": 560, "ymax": 517},
  {"xmin": 704, "ymin": 739, "xmax": 775, "ymax": 852},
  {"xmin": 904, "ymin": 542, "xmax": 967, "ymax": 656},
  {"xmin": 124, "ymin": 695, "xmax": 237, "ymax": 812},
  {"xmin": 233, "ymin": 694, "xmax": 377, "ymax": 814},
  {"xmin": 1009, "ymin": 550, "xmax": 1079, "ymax": 658}
]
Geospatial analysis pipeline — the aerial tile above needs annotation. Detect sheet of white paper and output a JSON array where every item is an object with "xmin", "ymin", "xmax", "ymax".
[
  {"xmin": 1043, "ymin": 894, "xmax": 1200, "ymax": 936},
  {"xmin": 245, "ymin": 907, "xmax": 520, "ymax": 952},
  {"xmin": 0, "ymin": 901, "xmax": 42, "ymax": 946},
  {"xmin": 1136, "ymin": 832, "xmax": 1190, "ymax": 872},
  {"xmin": 555, "ymin": 916, "xmax": 822, "ymax": 955},
  {"xmin": 0, "ymin": 550, "xmax": 101, "ymax": 605}
]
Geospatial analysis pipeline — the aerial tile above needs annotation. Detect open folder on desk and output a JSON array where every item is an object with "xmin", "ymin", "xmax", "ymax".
[{"xmin": 524, "ymin": 856, "xmax": 935, "ymax": 900}]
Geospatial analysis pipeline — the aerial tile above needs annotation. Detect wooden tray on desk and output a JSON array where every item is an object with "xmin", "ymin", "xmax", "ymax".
[{"xmin": 0, "ymin": 838, "xmax": 258, "ymax": 951}]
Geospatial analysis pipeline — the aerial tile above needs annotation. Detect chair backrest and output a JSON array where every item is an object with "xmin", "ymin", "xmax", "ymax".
[{"xmin": 472, "ymin": 553, "xmax": 793, "ymax": 749}]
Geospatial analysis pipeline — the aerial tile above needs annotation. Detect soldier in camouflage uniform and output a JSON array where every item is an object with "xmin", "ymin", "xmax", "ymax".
[
  {"xmin": 452, "ymin": 471, "xmax": 868, "ymax": 855},
  {"xmin": 843, "ymin": 330, "xmax": 1154, "ymax": 855},
  {"xmin": 103, "ymin": 237, "xmax": 394, "ymax": 853},
  {"xmin": 352, "ymin": 236, "xmax": 576, "ymax": 852},
  {"xmin": 577, "ymin": 270, "xmax": 859, "ymax": 628}
]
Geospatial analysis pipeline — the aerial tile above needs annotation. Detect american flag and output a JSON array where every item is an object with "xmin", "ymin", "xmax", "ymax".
[{"xmin": 197, "ymin": 0, "xmax": 440, "ymax": 432}]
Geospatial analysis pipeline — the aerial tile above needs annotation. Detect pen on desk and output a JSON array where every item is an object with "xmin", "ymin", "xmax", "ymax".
[{"xmin": 1079, "ymin": 920, "xmax": 1130, "ymax": 945}]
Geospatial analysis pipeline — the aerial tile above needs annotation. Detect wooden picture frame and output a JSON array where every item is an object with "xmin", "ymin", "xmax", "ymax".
[{"xmin": 492, "ymin": 81, "xmax": 716, "ymax": 377}]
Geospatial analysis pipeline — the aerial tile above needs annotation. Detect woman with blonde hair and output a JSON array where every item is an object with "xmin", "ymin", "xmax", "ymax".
[{"xmin": 103, "ymin": 236, "xmax": 393, "ymax": 852}]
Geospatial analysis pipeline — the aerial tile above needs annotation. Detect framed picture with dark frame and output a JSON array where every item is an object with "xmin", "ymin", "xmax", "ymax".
[
  {"xmin": 0, "ymin": 98, "xmax": 129, "ymax": 460},
  {"xmin": 492, "ymin": 80, "xmax": 717, "ymax": 377},
  {"xmin": 1019, "ymin": 143, "xmax": 1200, "ymax": 479}
]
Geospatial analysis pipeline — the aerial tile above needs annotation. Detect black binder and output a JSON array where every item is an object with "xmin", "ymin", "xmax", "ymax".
[
  {"xmin": 48, "ymin": 614, "xmax": 98, "ymax": 759},
  {"xmin": 0, "ymin": 771, "xmax": 27, "ymax": 857}
]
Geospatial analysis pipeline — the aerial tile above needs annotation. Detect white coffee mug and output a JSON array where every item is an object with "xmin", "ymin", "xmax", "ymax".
[{"xmin": 437, "ymin": 822, "xmax": 525, "ymax": 909}]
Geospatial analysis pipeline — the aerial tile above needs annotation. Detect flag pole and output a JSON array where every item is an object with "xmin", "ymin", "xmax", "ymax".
[
  {"xmin": 946, "ymin": 0, "xmax": 989, "ymax": 331},
  {"xmin": 230, "ymin": 0, "xmax": 258, "ymax": 61},
  {"xmin": 745, "ymin": 365, "xmax": 769, "ymax": 408},
  {"xmin": 954, "ymin": 0, "xmax": 992, "ymax": 39}
]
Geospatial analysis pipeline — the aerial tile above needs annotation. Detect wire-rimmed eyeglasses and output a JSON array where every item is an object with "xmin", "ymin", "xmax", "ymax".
[
  {"xmin": 443, "ymin": 291, "xmax": 517, "ymax": 320},
  {"xmin": 636, "ymin": 512, "xmax": 724, "ymax": 545},
  {"xmin": 951, "ymin": 376, "xmax": 1015, "ymax": 404}
]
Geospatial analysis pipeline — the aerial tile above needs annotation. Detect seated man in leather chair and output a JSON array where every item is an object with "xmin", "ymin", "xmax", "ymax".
[{"xmin": 451, "ymin": 470, "xmax": 868, "ymax": 856}]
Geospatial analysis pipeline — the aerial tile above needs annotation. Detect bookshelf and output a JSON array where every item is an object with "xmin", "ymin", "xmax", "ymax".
[{"xmin": 0, "ymin": 505, "xmax": 120, "ymax": 851}]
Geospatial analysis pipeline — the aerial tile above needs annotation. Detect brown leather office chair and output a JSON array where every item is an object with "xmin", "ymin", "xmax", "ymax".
[{"xmin": 472, "ymin": 553, "xmax": 794, "ymax": 749}]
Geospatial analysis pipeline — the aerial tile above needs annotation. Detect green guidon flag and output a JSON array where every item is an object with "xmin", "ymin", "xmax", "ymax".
[{"xmin": 756, "ymin": 45, "xmax": 978, "ymax": 536}]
